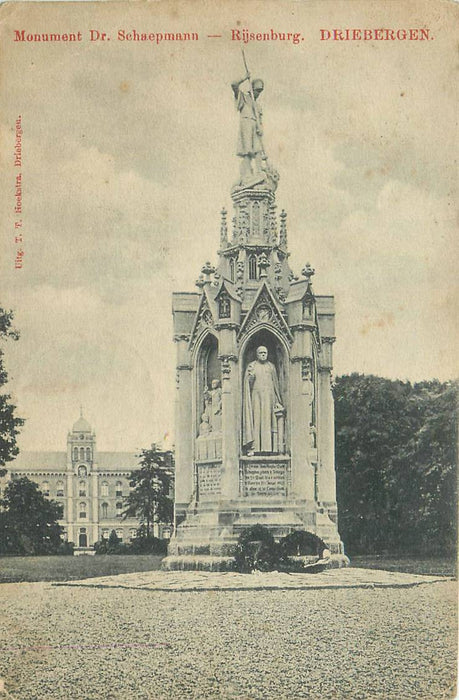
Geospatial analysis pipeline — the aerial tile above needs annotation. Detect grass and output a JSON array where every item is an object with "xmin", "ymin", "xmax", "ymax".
[
  {"xmin": 0, "ymin": 554, "xmax": 164, "ymax": 583},
  {"xmin": 350, "ymin": 554, "xmax": 457, "ymax": 577},
  {"xmin": 0, "ymin": 552, "xmax": 456, "ymax": 584}
]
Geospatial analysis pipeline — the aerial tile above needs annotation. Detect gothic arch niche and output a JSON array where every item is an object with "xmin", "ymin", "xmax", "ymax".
[
  {"xmin": 240, "ymin": 327, "xmax": 290, "ymax": 455},
  {"xmin": 194, "ymin": 332, "xmax": 220, "ymax": 441}
]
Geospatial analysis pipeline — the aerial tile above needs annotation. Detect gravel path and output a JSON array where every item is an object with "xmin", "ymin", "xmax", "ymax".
[{"xmin": 0, "ymin": 579, "xmax": 456, "ymax": 699}]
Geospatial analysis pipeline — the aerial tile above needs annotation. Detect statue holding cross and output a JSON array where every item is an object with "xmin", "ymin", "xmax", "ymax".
[{"xmin": 231, "ymin": 50, "xmax": 279, "ymax": 190}]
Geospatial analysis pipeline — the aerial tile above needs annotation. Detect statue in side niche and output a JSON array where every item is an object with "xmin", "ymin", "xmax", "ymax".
[{"xmin": 209, "ymin": 379, "xmax": 222, "ymax": 433}]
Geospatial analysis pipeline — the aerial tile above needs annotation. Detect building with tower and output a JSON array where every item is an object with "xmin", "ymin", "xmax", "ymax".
[
  {"xmin": 165, "ymin": 68, "xmax": 345, "ymax": 567},
  {"xmin": 1, "ymin": 412, "xmax": 159, "ymax": 550}
]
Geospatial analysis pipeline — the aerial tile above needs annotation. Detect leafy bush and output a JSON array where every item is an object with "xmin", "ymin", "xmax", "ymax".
[
  {"xmin": 95, "ymin": 532, "xmax": 168, "ymax": 555},
  {"xmin": 233, "ymin": 524, "xmax": 280, "ymax": 573},
  {"xmin": 278, "ymin": 530, "xmax": 329, "ymax": 573},
  {"xmin": 107, "ymin": 529, "xmax": 121, "ymax": 553},
  {"xmin": 129, "ymin": 535, "xmax": 168, "ymax": 555},
  {"xmin": 94, "ymin": 539, "xmax": 108, "ymax": 554},
  {"xmin": 233, "ymin": 527, "xmax": 331, "ymax": 574},
  {"xmin": 279, "ymin": 530, "xmax": 328, "ymax": 557},
  {"xmin": 55, "ymin": 541, "xmax": 75, "ymax": 556}
]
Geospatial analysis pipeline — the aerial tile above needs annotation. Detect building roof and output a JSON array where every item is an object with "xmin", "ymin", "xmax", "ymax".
[
  {"xmin": 97, "ymin": 452, "xmax": 140, "ymax": 470},
  {"xmin": 286, "ymin": 280, "xmax": 311, "ymax": 303},
  {"xmin": 10, "ymin": 452, "xmax": 66, "ymax": 470},
  {"xmin": 9, "ymin": 451, "xmax": 140, "ymax": 472}
]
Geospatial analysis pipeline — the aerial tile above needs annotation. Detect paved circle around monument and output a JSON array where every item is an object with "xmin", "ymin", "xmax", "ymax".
[{"xmin": 53, "ymin": 567, "xmax": 450, "ymax": 592}]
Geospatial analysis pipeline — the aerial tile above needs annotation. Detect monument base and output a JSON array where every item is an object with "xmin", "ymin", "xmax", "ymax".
[
  {"xmin": 162, "ymin": 497, "xmax": 348, "ymax": 571},
  {"xmin": 161, "ymin": 553, "xmax": 349, "ymax": 572}
]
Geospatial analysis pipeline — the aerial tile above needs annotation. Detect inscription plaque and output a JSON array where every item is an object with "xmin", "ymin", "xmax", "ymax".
[
  {"xmin": 241, "ymin": 461, "xmax": 288, "ymax": 497},
  {"xmin": 197, "ymin": 462, "xmax": 221, "ymax": 496}
]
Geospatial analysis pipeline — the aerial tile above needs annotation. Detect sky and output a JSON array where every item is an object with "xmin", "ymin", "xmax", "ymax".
[{"xmin": 0, "ymin": 0, "xmax": 457, "ymax": 452}]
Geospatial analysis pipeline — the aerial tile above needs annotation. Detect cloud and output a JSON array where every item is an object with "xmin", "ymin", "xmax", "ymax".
[{"xmin": 1, "ymin": 0, "xmax": 456, "ymax": 450}]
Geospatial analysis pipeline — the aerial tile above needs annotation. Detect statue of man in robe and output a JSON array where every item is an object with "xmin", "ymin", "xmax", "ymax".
[{"xmin": 243, "ymin": 346, "xmax": 285, "ymax": 454}]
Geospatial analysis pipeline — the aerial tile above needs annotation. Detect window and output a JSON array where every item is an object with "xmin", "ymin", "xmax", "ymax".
[
  {"xmin": 101, "ymin": 481, "xmax": 109, "ymax": 497},
  {"xmin": 56, "ymin": 481, "xmax": 64, "ymax": 497},
  {"xmin": 116, "ymin": 502, "xmax": 123, "ymax": 517},
  {"xmin": 57, "ymin": 502, "xmax": 65, "ymax": 518},
  {"xmin": 101, "ymin": 502, "xmax": 108, "ymax": 518},
  {"xmin": 115, "ymin": 481, "xmax": 123, "ymax": 497},
  {"xmin": 86, "ymin": 447, "xmax": 91, "ymax": 461},
  {"xmin": 79, "ymin": 480, "xmax": 86, "ymax": 497},
  {"xmin": 218, "ymin": 294, "xmax": 231, "ymax": 319},
  {"xmin": 101, "ymin": 529, "xmax": 110, "ymax": 540},
  {"xmin": 73, "ymin": 447, "xmax": 78, "ymax": 461},
  {"xmin": 116, "ymin": 528, "xmax": 123, "ymax": 542},
  {"xmin": 79, "ymin": 502, "xmax": 87, "ymax": 519},
  {"xmin": 129, "ymin": 528, "xmax": 137, "ymax": 540},
  {"xmin": 78, "ymin": 465, "xmax": 87, "ymax": 477},
  {"xmin": 303, "ymin": 298, "xmax": 313, "ymax": 319},
  {"xmin": 79, "ymin": 447, "xmax": 85, "ymax": 460},
  {"xmin": 41, "ymin": 481, "xmax": 49, "ymax": 496},
  {"xmin": 229, "ymin": 257, "xmax": 235, "ymax": 282},
  {"xmin": 248, "ymin": 254, "xmax": 258, "ymax": 280}
]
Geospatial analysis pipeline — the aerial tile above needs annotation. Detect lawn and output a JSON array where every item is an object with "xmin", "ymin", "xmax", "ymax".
[
  {"xmin": 351, "ymin": 554, "xmax": 456, "ymax": 577},
  {"xmin": 1, "ymin": 552, "xmax": 456, "ymax": 583},
  {"xmin": 0, "ymin": 554, "xmax": 164, "ymax": 583}
]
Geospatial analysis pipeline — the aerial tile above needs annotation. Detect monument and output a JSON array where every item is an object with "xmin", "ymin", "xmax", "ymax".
[{"xmin": 164, "ymin": 62, "xmax": 346, "ymax": 568}]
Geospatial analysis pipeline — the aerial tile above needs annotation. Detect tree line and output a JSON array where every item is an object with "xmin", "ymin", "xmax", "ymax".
[{"xmin": 334, "ymin": 374, "xmax": 457, "ymax": 556}]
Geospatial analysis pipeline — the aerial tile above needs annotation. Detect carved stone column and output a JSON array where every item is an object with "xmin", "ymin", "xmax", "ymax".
[
  {"xmin": 317, "ymin": 337, "xmax": 337, "ymax": 506},
  {"xmin": 174, "ymin": 335, "xmax": 193, "ymax": 519},
  {"xmin": 289, "ymin": 357, "xmax": 315, "ymax": 499},
  {"xmin": 219, "ymin": 354, "xmax": 239, "ymax": 499}
]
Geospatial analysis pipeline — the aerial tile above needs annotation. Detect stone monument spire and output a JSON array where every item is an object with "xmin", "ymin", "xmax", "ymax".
[{"xmin": 215, "ymin": 55, "xmax": 293, "ymax": 307}]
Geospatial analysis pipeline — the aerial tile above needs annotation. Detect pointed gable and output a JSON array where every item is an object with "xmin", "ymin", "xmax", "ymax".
[
  {"xmin": 237, "ymin": 281, "xmax": 293, "ymax": 344},
  {"xmin": 214, "ymin": 278, "xmax": 240, "ymax": 303},
  {"xmin": 189, "ymin": 287, "xmax": 216, "ymax": 351},
  {"xmin": 286, "ymin": 279, "xmax": 319, "ymax": 328}
]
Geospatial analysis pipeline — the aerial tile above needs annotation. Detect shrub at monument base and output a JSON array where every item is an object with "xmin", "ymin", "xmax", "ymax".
[
  {"xmin": 234, "ymin": 525, "xmax": 280, "ymax": 573},
  {"xmin": 278, "ymin": 530, "xmax": 330, "ymax": 573},
  {"xmin": 233, "ymin": 526, "xmax": 331, "ymax": 573}
]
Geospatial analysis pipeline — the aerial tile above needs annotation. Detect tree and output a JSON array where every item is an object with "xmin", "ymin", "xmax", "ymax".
[
  {"xmin": 122, "ymin": 445, "xmax": 174, "ymax": 537},
  {"xmin": 0, "ymin": 308, "xmax": 24, "ymax": 476},
  {"xmin": 0, "ymin": 477, "xmax": 64, "ymax": 555},
  {"xmin": 334, "ymin": 374, "xmax": 457, "ymax": 556},
  {"xmin": 389, "ymin": 380, "xmax": 457, "ymax": 554}
]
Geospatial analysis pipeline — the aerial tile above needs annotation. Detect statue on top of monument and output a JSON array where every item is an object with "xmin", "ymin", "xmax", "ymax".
[
  {"xmin": 242, "ymin": 346, "xmax": 285, "ymax": 454},
  {"xmin": 231, "ymin": 50, "xmax": 279, "ymax": 191},
  {"xmin": 232, "ymin": 74, "xmax": 265, "ymax": 187}
]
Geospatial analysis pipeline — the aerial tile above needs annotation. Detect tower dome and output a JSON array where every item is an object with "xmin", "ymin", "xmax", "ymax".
[{"xmin": 72, "ymin": 409, "xmax": 92, "ymax": 433}]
